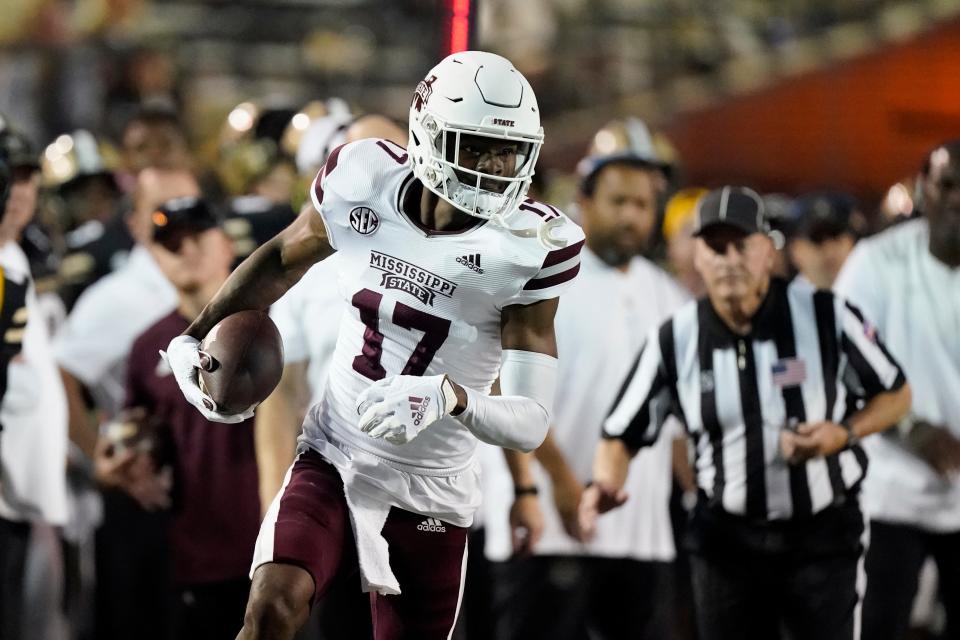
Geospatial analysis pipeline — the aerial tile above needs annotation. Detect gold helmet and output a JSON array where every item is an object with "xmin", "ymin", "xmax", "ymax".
[
  {"xmin": 280, "ymin": 97, "xmax": 351, "ymax": 160},
  {"xmin": 663, "ymin": 187, "xmax": 709, "ymax": 241},
  {"xmin": 41, "ymin": 130, "xmax": 119, "ymax": 189},
  {"xmin": 217, "ymin": 101, "xmax": 290, "ymax": 197},
  {"xmin": 577, "ymin": 117, "xmax": 678, "ymax": 181}
]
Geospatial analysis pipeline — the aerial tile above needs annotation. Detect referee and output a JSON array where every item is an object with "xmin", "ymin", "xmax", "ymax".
[{"xmin": 579, "ymin": 186, "xmax": 912, "ymax": 640}]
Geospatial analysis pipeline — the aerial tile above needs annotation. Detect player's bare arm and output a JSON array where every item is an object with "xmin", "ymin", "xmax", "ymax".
[
  {"xmin": 533, "ymin": 431, "xmax": 585, "ymax": 538},
  {"xmin": 186, "ymin": 204, "xmax": 332, "ymax": 339},
  {"xmin": 577, "ymin": 438, "xmax": 633, "ymax": 540}
]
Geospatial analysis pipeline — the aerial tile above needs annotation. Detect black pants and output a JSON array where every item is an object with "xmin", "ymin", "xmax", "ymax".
[
  {"xmin": 491, "ymin": 555, "xmax": 673, "ymax": 640},
  {"xmin": 0, "ymin": 518, "xmax": 30, "ymax": 640},
  {"xmin": 94, "ymin": 490, "xmax": 172, "ymax": 640},
  {"xmin": 686, "ymin": 499, "xmax": 865, "ymax": 640},
  {"xmin": 862, "ymin": 521, "xmax": 960, "ymax": 640},
  {"xmin": 170, "ymin": 577, "xmax": 250, "ymax": 640}
]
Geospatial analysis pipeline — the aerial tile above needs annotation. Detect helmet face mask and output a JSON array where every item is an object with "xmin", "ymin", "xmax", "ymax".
[{"xmin": 408, "ymin": 51, "xmax": 543, "ymax": 222}]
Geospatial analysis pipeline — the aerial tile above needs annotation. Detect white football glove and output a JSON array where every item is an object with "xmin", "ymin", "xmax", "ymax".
[
  {"xmin": 159, "ymin": 335, "xmax": 254, "ymax": 424},
  {"xmin": 356, "ymin": 374, "xmax": 458, "ymax": 445}
]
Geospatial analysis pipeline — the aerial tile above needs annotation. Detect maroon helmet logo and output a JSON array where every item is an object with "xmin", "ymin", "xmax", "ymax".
[
  {"xmin": 412, "ymin": 75, "xmax": 438, "ymax": 113},
  {"xmin": 492, "ymin": 118, "xmax": 515, "ymax": 127}
]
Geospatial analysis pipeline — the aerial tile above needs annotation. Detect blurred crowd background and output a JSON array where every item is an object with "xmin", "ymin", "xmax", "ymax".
[{"xmin": 2, "ymin": 0, "xmax": 960, "ymax": 639}]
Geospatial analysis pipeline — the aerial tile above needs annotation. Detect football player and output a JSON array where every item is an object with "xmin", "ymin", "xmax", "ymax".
[{"xmin": 164, "ymin": 51, "xmax": 584, "ymax": 639}]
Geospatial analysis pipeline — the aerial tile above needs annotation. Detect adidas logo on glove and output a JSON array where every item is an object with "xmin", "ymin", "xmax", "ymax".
[
  {"xmin": 417, "ymin": 517, "xmax": 447, "ymax": 533},
  {"xmin": 409, "ymin": 395, "xmax": 431, "ymax": 426}
]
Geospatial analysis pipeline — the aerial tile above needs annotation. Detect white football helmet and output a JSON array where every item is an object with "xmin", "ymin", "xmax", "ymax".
[{"xmin": 408, "ymin": 51, "xmax": 543, "ymax": 223}]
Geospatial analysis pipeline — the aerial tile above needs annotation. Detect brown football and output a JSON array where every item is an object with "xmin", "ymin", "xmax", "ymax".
[{"xmin": 198, "ymin": 310, "xmax": 284, "ymax": 415}]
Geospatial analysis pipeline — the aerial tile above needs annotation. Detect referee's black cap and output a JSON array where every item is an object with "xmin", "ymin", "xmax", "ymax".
[{"xmin": 693, "ymin": 186, "xmax": 769, "ymax": 237}]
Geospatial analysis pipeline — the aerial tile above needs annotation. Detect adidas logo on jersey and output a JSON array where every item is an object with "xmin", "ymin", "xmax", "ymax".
[
  {"xmin": 417, "ymin": 517, "xmax": 446, "ymax": 533},
  {"xmin": 456, "ymin": 253, "xmax": 484, "ymax": 274},
  {"xmin": 409, "ymin": 395, "xmax": 432, "ymax": 426}
]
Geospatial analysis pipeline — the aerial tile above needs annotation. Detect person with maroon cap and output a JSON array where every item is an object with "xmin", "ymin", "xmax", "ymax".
[{"xmin": 122, "ymin": 196, "xmax": 260, "ymax": 639}]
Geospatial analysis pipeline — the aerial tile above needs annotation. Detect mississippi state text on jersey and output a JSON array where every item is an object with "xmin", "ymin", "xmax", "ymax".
[{"xmin": 303, "ymin": 137, "xmax": 584, "ymax": 470}]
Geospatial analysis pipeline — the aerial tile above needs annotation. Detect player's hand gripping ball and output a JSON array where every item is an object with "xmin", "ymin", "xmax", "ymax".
[
  {"xmin": 356, "ymin": 374, "xmax": 458, "ymax": 445},
  {"xmin": 161, "ymin": 311, "xmax": 283, "ymax": 423}
]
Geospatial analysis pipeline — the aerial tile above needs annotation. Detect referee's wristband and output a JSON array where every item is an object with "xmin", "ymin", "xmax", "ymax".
[{"xmin": 514, "ymin": 485, "xmax": 539, "ymax": 498}]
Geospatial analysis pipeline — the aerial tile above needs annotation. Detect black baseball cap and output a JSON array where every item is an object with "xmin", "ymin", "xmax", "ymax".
[
  {"xmin": 151, "ymin": 196, "xmax": 220, "ymax": 251},
  {"xmin": 693, "ymin": 186, "xmax": 769, "ymax": 237},
  {"xmin": 792, "ymin": 192, "xmax": 858, "ymax": 242}
]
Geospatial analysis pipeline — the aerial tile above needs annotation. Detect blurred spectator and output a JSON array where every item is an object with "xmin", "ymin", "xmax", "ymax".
[
  {"xmin": 56, "ymin": 106, "xmax": 193, "ymax": 316},
  {"xmin": 120, "ymin": 105, "xmax": 193, "ymax": 185},
  {"xmin": 663, "ymin": 187, "xmax": 708, "ymax": 297},
  {"xmin": 0, "ymin": 121, "xmax": 69, "ymax": 640},
  {"xmin": 42, "ymin": 130, "xmax": 126, "ymax": 311},
  {"xmin": 836, "ymin": 140, "xmax": 960, "ymax": 640},
  {"xmin": 55, "ymin": 168, "xmax": 195, "ymax": 640},
  {"xmin": 788, "ymin": 192, "xmax": 863, "ymax": 289},
  {"xmin": 124, "ymin": 196, "xmax": 259, "ymax": 639},
  {"xmin": 104, "ymin": 48, "xmax": 182, "ymax": 143},
  {"xmin": 484, "ymin": 150, "xmax": 688, "ymax": 640}
]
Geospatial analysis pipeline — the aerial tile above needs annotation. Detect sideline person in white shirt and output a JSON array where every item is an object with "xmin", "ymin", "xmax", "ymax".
[
  {"xmin": 53, "ymin": 168, "xmax": 196, "ymax": 640},
  {"xmin": 483, "ymin": 152, "xmax": 689, "ymax": 640},
  {"xmin": 835, "ymin": 140, "xmax": 960, "ymax": 640},
  {"xmin": 0, "ymin": 137, "xmax": 70, "ymax": 640}
]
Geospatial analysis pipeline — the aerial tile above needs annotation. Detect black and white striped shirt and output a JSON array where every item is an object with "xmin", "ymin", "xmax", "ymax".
[{"xmin": 603, "ymin": 278, "xmax": 906, "ymax": 520}]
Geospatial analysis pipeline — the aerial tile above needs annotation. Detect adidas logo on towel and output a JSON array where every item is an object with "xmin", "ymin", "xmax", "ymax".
[
  {"xmin": 456, "ymin": 253, "xmax": 484, "ymax": 274},
  {"xmin": 417, "ymin": 517, "xmax": 447, "ymax": 533}
]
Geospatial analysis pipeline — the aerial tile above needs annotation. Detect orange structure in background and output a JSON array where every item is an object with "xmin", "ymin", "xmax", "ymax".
[{"xmin": 665, "ymin": 18, "xmax": 960, "ymax": 206}]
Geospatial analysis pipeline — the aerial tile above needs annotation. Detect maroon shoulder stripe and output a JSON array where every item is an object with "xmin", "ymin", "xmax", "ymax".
[
  {"xmin": 523, "ymin": 263, "xmax": 581, "ymax": 290},
  {"xmin": 541, "ymin": 239, "xmax": 585, "ymax": 268},
  {"xmin": 313, "ymin": 143, "xmax": 347, "ymax": 205},
  {"xmin": 376, "ymin": 139, "xmax": 408, "ymax": 165},
  {"xmin": 326, "ymin": 143, "xmax": 345, "ymax": 175},
  {"xmin": 313, "ymin": 175, "xmax": 325, "ymax": 204}
]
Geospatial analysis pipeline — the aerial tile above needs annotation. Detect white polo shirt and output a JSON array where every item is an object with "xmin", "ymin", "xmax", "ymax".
[
  {"xmin": 483, "ymin": 249, "xmax": 689, "ymax": 561},
  {"xmin": 269, "ymin": 254, "xmax": 344, "ymax": 403},
  {"xmin": 835, "ymin": 218, "xmax": 960, "ymax": 532},
  {"xmin": 54, "ymin": 245, "xmax": 178, "ymax": 418},
  {"xmin": 0, "ymin": 242, "xmax": 69, "ymax": 525}
]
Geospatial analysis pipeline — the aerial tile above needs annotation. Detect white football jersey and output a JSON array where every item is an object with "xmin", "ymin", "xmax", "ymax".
[{"xmin": 301, "ymin": 138, "xmax": 584, "ymax": 475}]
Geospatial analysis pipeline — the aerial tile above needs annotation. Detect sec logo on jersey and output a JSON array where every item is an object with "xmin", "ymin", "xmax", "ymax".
[{"xmin": 350, "ymin": 207, "xmax": 380, "ymax": 235}]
